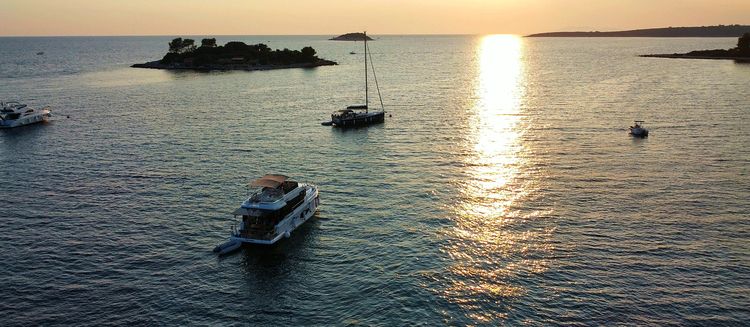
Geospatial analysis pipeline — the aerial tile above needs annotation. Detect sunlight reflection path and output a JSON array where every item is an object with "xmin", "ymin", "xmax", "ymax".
[{"xmin": 436, "ymin": 35, "xmax": 552, "ymax": 324}]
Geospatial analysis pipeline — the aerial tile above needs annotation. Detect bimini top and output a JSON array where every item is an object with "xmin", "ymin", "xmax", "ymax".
[{"xmin": 249, "ymin": 174, "xmax": 290, "ymax": 188}]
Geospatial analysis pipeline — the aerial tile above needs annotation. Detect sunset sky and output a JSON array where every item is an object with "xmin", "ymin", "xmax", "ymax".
[{"xmin": 1, "ymin": 0, "xmax": 749, "ymax": 36}]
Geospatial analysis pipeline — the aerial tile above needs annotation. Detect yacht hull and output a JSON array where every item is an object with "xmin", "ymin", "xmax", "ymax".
[
  {"xmin": 332, "ymin": 111, "xmax": 384, "ymax": 127},
  {"xmin": 629, "ymin": 128, "xmax": 649, "ymax": 137},
  {"xmin": 0, "ymin": 112, "xmax": 51, "ymax": 129}
]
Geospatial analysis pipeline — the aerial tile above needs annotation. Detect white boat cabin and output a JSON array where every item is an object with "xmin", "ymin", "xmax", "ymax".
[{"xmin": 233, "ymin": 174, "xmax": 309, "ymax": 242}]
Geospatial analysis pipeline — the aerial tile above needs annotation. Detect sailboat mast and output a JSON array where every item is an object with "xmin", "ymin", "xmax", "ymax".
[{"xmin": 364, "ymin": 31, "xmax": 368, "ymax": 113}]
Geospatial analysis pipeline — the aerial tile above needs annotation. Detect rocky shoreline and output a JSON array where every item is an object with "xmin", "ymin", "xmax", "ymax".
[
  {"xmin": 131, "ymin": 59, "xmax": 337, "ymax": 71},
  {"xmin": 639, "ymin": 54, "xmax": 750, "ymax": 62},
  {"xmin": 640, "ymin": 33, "xmax": 750, "ymax": 62}
]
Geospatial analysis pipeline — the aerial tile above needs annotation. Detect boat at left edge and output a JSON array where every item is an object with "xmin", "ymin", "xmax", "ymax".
[
  {"xmin": 0, "ymin": 101, "xmax": 52, "ymax": 128},
  {"xmin": 214, "ymin": 174, "xmax": 320, "ymax": 255}
]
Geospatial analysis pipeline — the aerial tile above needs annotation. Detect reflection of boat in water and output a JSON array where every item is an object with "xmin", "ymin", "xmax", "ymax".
[
  {"xmin": 629, "ymin": 120, "xmax": 649, "ymax": 137},
  {"xmin": 214, "ymin": 174, "xmax": 320, "ymax": 255},
  {"xmin": 326, "ymin": 31, "xmax": 386, "ymax": 127},
  {"xmin": 0, "ymin": 101, "xmax": 52, "ymax": 128}
]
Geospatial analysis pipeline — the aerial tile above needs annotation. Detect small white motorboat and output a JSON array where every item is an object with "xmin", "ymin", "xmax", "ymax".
[
  {"xmin": 0, "ymin": 101, "xmax": 52, "ymax": 128},
  {"xmin": 629, "ymin": 120, "xmax": 649, "ymax": 137},
  {"xmin": 214, "ymin": 174, "xmax": 320, "ymax": 254},
  {"xmin": 213, "ymin": 239, "xmax": 242, "ymax": 255}
]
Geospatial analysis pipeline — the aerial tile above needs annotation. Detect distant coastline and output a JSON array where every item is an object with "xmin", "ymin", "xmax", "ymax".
[
  {"xmin": 527, "ymin": 24, "xmax": 750, "ymax": 37},
  {"xmin": 132, "ymin": 37, "xmax": 336, "ymax": 71}
]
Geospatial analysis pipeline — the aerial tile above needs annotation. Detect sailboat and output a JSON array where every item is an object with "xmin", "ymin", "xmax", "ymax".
[{"xmin": 327, "ymin": 31, "xmax": 386, "ymax": 127}]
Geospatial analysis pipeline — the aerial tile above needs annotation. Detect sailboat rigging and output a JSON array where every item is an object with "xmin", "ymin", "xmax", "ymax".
[{"xmin": 326, "ymin": 31, "xmax": 386, "ymax": 127}]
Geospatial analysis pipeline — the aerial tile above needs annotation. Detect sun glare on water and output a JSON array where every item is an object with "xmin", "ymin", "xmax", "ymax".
[
  {"xmin": 434, "ymin": 35, "xmax": 553, "ymax": 323},
  {"xmin": 471, "ymin": 34, "xmax": 524, "ymax": 206}
]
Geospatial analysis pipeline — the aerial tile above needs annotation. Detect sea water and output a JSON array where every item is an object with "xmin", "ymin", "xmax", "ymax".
[{"xmin": 1, "ymin": 35, "xmax": 749, "ymax": 325}]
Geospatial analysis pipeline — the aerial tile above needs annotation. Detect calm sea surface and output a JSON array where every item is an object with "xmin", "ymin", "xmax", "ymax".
[{"xmin": 1, "ymin": 35, "xmax": 749, "ymax": 326}]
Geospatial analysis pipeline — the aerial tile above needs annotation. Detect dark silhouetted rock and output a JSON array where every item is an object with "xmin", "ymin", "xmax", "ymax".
[{"xmin": 329, "ymin": 33, "xmax": 374, "ymax": 41}]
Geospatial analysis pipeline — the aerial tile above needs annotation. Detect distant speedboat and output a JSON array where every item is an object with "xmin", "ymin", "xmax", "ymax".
[
  {"xmin": 36, "ymin": 52, "xmax": 44, "ymax": 55},
  {"xmin": 328, "ymin": 31, "xmax": 386, "ymax": 127},
  {"xmin": 0, "ymin": 101, "xmax": 52, "ymax": 128},
  {"xmin": 213, "ymin": 174, "xmax": 320, "ymax": 254},
  {"xmin": 350, "ymin": 51, "xmax": 356, "ymax": 55},
  {"xmin": 629, "ymin": 120, "xmax": 649, "ymax": 137}
]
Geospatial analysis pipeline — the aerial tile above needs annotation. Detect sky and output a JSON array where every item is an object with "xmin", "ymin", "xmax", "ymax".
[{"xmin": 1, "ymin": 0, "xmax": 749, "ymax": 36}]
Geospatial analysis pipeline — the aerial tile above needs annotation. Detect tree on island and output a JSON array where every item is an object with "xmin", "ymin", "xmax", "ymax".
[
  {"xmin": 155, "ymin": 38, "xmax": 332, "ymax": 67},
  {"xmin": 301, "ymin": 46, "xmax": 316, "ymax": 60},
  {"xmin": 181, "ymin": 39, "xmax": 196, "ymax": 52},
  {"xmin": 201, "ymin": 38, "xmax": 217, "ymax": 48},
  {"xmin": 168, "ymin": 38, "xmax": 197, "ymax": 53},
  {"xmin": 168, "ymin": 38, "xmax": 182, "ymax": 52},
  {"xmin": 738, "ymin": 33, "xmax": 750, "ymax": 55}
]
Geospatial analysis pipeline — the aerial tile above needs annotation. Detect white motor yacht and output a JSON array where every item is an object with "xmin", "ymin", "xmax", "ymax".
[
  {"xmin": 629, "ymin": 120, "xmax": 649, "ymax": 137},
  {"xmin": 1, "ymin": 101, "xmax": 52, "ymax": 128},
  {"xmin": 214, "ymin": 174, "xmax": 320, "ymax": 254}
]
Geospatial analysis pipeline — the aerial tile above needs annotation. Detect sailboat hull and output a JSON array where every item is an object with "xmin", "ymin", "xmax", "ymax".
[{"xmin": 331, "ymin": 111, "xmax": 385, "ymax": 127}]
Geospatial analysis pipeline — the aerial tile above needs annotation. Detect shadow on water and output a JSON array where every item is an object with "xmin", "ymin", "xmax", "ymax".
[
  {"xmin": 328, "ymin": 123, "xmax": 385, "ymax": 134},
  {"xmin": 631, "ymin": 135, "xmax": 649, "ymax": 144},
  {"xmin": 224, "ymin": 216, "xmax": 322, "ymax": 323},
  {"xmin": 0, "ymin": 122, "xmax": 52, "ymax": 139},
  {"xmin": 160, "ymin": 68, "xmax": 235, "ymax": 79}
]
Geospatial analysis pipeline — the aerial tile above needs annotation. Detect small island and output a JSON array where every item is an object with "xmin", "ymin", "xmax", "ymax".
[
  {"xmin": 329, "ymin": 33, "xmax": 373, "ymax": 41},
  {"xmin": 641, "ymin": 33, "xmax": 750, "ymax": 61},
  {"xmin": 132, "ymin": 38, "xmax": 336, "ymax": 71}
]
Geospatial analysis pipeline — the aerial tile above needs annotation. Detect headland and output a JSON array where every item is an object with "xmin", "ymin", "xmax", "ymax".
[
  {"xmin": 641, "ymin": 32, "xmax": 750, "ymax": 61},
  {"xmin": 527, "ymin": 25, "xmax": 750, "ymax": 37}
]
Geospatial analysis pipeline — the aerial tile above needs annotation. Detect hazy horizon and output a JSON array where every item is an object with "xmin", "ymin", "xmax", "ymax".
[
  {"xmin": 1, "ymin": 0, "xmax": 749, "ymax": 37},
  {"xmin": 0, "ymin": 28, "xmax": 749, "ymax": 38}
]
